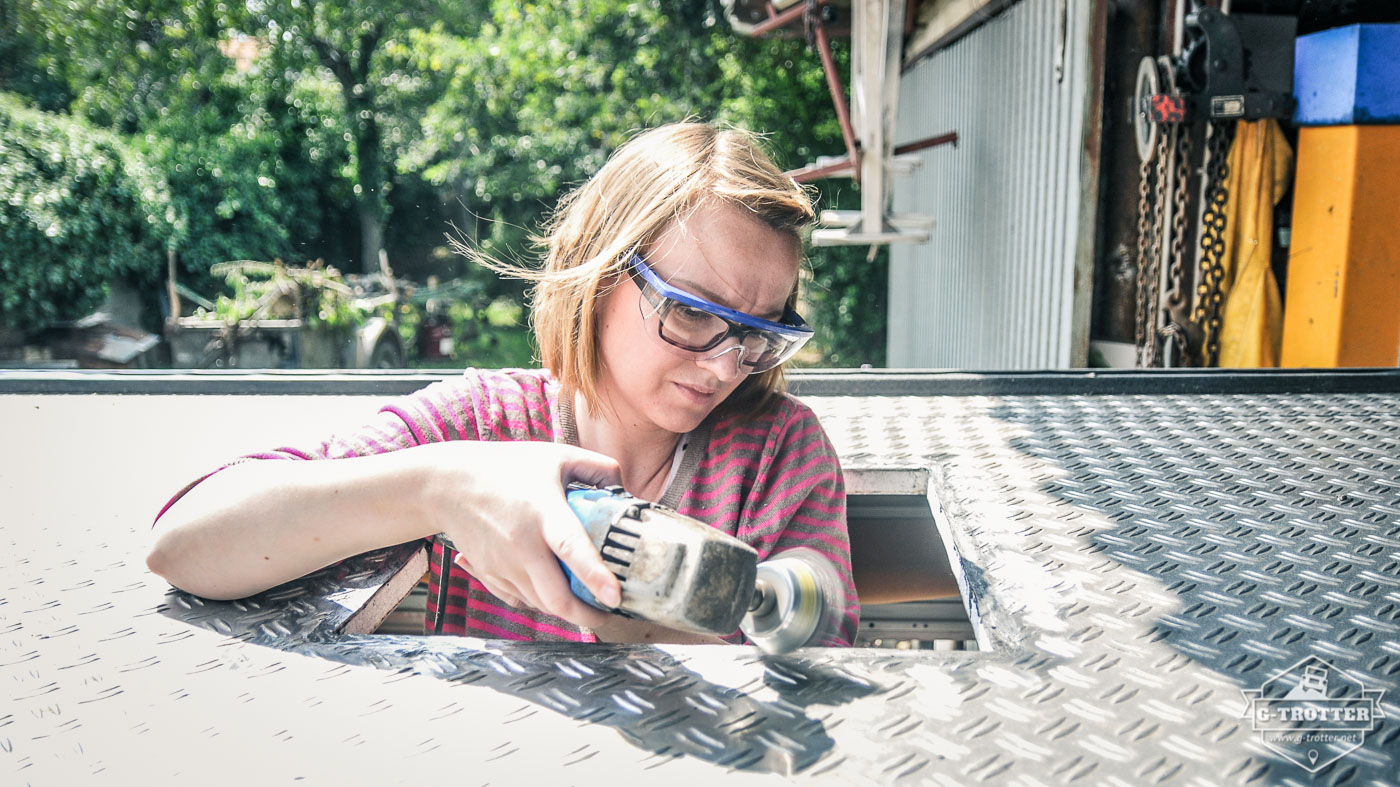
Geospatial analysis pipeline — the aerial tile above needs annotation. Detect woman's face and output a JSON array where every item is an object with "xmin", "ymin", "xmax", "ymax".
[{"xmin": 594, "ymin": 198, "xmax": 801, "ymax": 435}]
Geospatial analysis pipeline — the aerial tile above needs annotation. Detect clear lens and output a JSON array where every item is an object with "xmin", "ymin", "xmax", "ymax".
[
  {"xmin": 656, "ymin": 302, "xmax": 792, "ymax": 370},
  {"xmin": 637, "ymin": 278, "xmax": 805, "ymax": 374},
  {"xmin": 659, "ymin": 304, "xmax": 728, "ymax": 349}
]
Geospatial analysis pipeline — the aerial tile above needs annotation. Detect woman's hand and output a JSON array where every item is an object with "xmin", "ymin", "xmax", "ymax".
[{"xmin": 417, "ymin": 440, "xmax": 624, "ymax": 629}]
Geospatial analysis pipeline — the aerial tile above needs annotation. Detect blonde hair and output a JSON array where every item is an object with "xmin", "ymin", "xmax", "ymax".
[{"xmin": 483, "ymin": 122, "xmax": 815, "ymax": 418}]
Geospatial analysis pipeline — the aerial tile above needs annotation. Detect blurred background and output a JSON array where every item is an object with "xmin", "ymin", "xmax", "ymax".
[
  {"xmin": 2, "ymin": 0, "xmax": 1397, "ymax": 373},
  {"xmin": 0, "ymin": 0, "xmax": 885, "ymax": 370}
]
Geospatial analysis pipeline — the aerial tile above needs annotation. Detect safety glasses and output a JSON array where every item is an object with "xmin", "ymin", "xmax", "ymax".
[{"xmin": 628, "ymin": 253, "xmax": 813, "ymax": 374}]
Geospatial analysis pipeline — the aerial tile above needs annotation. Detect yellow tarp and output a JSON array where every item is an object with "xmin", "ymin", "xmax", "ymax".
[{"xmin": 1215, "ymin": 119, "xmax": 1294, "ymax": 368}]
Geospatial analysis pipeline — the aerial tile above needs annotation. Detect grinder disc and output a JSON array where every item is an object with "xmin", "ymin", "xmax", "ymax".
[{"xmin": 741, "ymin": 552, "xmax": 829, "ymax": 654}]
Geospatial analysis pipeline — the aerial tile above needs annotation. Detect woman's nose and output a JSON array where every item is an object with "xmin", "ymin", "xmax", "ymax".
[{"xmin": 694, "ymin": 345, "xmax": 747, "ymax": 382}]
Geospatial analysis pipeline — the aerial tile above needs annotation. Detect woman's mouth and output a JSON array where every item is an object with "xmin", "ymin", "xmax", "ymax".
[{"xmin": 674, "ymin": 382, "xmax": 718, "ymax": 404}]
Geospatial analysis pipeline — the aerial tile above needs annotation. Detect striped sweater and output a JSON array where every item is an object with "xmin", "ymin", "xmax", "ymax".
[{"xmin": 170, "ymin": 368, "xmax": 859, "ymax": 645}]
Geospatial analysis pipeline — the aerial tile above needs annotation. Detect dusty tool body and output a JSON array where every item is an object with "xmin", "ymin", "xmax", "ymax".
[
  {"xmin": 434, "ymin": 485, "xmax": 836, "ymax": 651},
  {"xmin": 561, "ymin": 485, "xmax": 759, "ymax": 637},
  {"xmin": 562, "ymin": 485, "xmax": 837, "ymax": 652}
]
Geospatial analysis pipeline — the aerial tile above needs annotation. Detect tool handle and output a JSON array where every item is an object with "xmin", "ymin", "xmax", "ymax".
[{"xmin": 559, "ymin": 486, "xmax": 615, "ymax": 611}]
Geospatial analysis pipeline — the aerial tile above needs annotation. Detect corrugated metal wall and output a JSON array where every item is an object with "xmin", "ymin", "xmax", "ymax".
[{"xmin": 888, "ymin": 0, "xmax": 1095, "ymax": 369}]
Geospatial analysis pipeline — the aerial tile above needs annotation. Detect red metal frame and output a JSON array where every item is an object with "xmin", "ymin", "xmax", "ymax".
[
  {"xmin": 812, "ymin": 15, "xmax": 862, "ymax": 177},
  {"xmin": 743, "ymin": 2, "xmax": 959, "ymax": 185},
  {"xmin": 749, "ymin": 1, "xmax": 808, "ymax": 37}
]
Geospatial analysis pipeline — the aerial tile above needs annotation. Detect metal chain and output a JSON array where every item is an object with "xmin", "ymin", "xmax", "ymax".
[
  {"xmin": 1191, "ymin": 120, "xmax": 1235, "ymax": 366},
  {"xmin": 1135, "ymin": 57, "xmax": 1200, "ymax": 369},
  {"xmin": 1160, "ymin": 110, "xmax": 1195, "ymax": 366},
  {"xmin": 1134, "ymin": 123, "xmax": 1170, "ymax": 367},
  {"xmin": 1133, "ymin": 151, "xmax": 1158, "ymax": 365}
]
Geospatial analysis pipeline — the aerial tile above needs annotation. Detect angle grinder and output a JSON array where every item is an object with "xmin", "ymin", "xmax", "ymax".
[
  {"xmin": 562, "ymin": 486, "xmax": 841, "ymax": 652},
  {"xmin": 438, "ymin": 485, "xmax": 840, "ymax": 652}
]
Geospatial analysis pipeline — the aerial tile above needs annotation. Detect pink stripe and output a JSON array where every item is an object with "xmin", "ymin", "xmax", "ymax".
[
  {"xmin": 773, "ymin": 529, "xmax": 855, "ymax": 571},
  {"xmin": 486, "ymin": 420, "xmax": 508, "ymax": 440},
  {"xmin": 767, "ymin": 542, "xmax": 856, "ymax": 582},
  {"xmin": 687, "ymin": 462, "xmax": 758, "ymax": 492},
  {"xmin": 792, "ymin": 496, "xmax": 843, "ymax": 516},
  {"xmin": 771, "ymin": 432, "xmax": 828, "ymax": 465},
  {"xmin": 706, "ymin": 436, "xmax": 767, "ymax": 460},
  {"xmin": 784, "ymin": 421, "xmax": 824, "ymax": 446},
  {"xmin": 495, "ymin": 398, "xmax": 533, "ymax": 418},
  {"xmin": 766, "ymin": 454, "xmax": 834, "ymax": 490},
  {"xmin": 418, "ymin": 397, "xmax": 452, "ymax": 442},
  {"xmin": 687, "ymin": 479, "xmax": 748, "ymax": 506},
  {"xmin": 788, "ymin": 512, "xmax": 850, "ymax": 534},
  {"xmin": 352, "ymin": 431, "xmax": 397, "ymax": 457},
  {"xmin": 465, "ymin": 597, "xmax": 582, "ymax": 640},
  {"xmin": 153, "ymin": 468, "xmax": 223, "ymax": 523},
  {"xmin": 685, "ymin": 493, "xmax": 746, "ymax": 519},
  {"xmin": 363, "ymin": 419, "xmax": 409, "ymax": 449},
  {"xmin": 489, "ymin": 417, "xmax": 536, "ymax": 435},
  {"xmin": 706, "ymin": 439, "xmax": 768, "ymax": 465},
  {"xmin": 697, "ymin": 459, "xmax": 758, "ymax": 485},
  {"xmin": 715, "ymin": 423, "xmax": 774, "ymax": 440},
  {"xmin": 745, "ymin": 489, "xmax": 839, "ymax": 535},
  {"xmin": 256, "ymin": 449, "xmax": 310, "ymax": 460},
  {"xmin": 751, "ymin": 496, "xmax": 804, "ymax": 529},
  {"xmin": 440, "ymin": 389, "xmax": 470, "ymax": 439},
  {"xmin": 381, "ymin": 404, "xmax": 428, "ymax": 445},
  {"xmin": 455, "ymin": 614, "xmax": 531, "ymax": 641},
  {"xmin": 467, "ymin": 373, "xmax": 486, "ymax": 432}
]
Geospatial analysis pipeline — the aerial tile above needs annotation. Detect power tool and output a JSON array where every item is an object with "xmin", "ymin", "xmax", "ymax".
[
  {"xmin": 434, "ymin": 485, "xmax": 841, "ymax": 653},
  {"xmin": 560, "ymin": 485, "xmax": 841, "ymax": 653}
]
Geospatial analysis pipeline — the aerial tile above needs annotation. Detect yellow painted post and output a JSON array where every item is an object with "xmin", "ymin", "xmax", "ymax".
[{"xmin": 1280, "ymin": 125, "xmax": 1400, "ymax": 367}]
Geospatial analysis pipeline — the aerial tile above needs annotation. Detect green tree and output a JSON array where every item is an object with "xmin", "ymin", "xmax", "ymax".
[
  {"xmin": 3, "ymin": 0, "xmax": 885, "ymax": 364},
  {"xmin": 234, "ymin": 0, "xmax": 482, "ymax": 273},
  {"xmin": 0, "ymin": 95, "xmax": 172, "ymax": 332},
  {"xmin": 403, "ymin": 0, "xmax": 882, "ymax": 365},
  {"xmin": 0, "ymin": 0, "xmax": 71, "ymax": 111},
  {"xmin": 5, "ymin": 0, "xmax": 364, "ymax": 295}
]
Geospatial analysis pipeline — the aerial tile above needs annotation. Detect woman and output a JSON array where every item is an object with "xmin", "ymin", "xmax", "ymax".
[{"xmin": 147, "ymin": 122, "xmax": 859, "ymax": 646}]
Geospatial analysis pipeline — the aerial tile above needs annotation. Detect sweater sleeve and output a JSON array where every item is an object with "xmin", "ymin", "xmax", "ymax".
[{"xmin": 735, "ymin": 397, "xmax": 860, "ymax": 646}]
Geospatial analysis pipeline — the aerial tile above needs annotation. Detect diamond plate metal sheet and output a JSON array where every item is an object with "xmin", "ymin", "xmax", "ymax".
[{"xmin": 3, "ymin": 388, "xmax": 1398, "ymax": 784}]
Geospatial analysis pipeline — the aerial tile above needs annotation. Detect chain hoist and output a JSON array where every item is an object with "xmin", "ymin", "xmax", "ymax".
[
  {"xmin": 1132, "ymin": 57, "xmax": 1168, "ymax": 367},
  {"xmin": 1132, "ymin": 57, "xmax": 1196, "ymax": 368},
  {"xmin": 1131, "ymin": 3, "xmax": 1295, "ymax": 367}
]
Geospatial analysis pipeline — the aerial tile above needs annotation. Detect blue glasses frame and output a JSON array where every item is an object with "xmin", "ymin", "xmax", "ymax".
[{"xmin": 628, "ymin": 254, "xmax": 814, "ymax": 342}]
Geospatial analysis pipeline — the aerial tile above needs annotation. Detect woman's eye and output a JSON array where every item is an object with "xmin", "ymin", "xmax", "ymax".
[{"xmin": 673, "ymin": 305, "xmax": 712, "ymax": 324}]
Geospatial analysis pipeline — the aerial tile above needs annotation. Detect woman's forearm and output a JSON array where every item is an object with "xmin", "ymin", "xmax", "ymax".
[{"xmin": 146, "ymin": 450, "xmax": 433, "ymax": 600}]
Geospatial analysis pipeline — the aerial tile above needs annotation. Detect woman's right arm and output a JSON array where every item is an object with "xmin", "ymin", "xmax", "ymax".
[
  {"xmin": 146, "ymin": 441, "xmax": 626, "ymax": 627},
  {"xmin": 146, "ymin": 448, "xmax": 434, "ymax": 601}
]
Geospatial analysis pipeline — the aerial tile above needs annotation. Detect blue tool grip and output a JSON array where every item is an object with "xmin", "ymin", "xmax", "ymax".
[{"xmin": 560, "ymin": 487, "xmax": 615, "ymax": 611}]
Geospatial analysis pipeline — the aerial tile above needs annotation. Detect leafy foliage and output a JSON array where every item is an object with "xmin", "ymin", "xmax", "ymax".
[
  {"xmin": 398, "ymin": 0, "xmax": 884, "ymax": 365},
  {"xmin": 0, "ymin": 0, "xmax": 72, "ymax": 111},
  {"xmin": 197, "ymin": 259, "xmax": 367, "ymax": 330},
  {"xmin": 1, "ymin": 0, "xmax": 360, "ymax": 306},
  {"xmin": 0, "ymin": 94, "xmax": 172, "ymax": 331},
  {"xmin": 129, "ymin": 65, "xmax": 345, "ymax": 282},
  {"xmin": 228, "ymin": 0, "xmax": 481, "ymax": 271},
  {"xmin": 0, "ymin": 0, "xmax": 887, "ymax": 364}
]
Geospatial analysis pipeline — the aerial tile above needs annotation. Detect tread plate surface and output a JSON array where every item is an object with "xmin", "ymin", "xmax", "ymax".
[{"xmin": 3, "ymin": 389, "xmax": 1397, "ymax": 783}]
